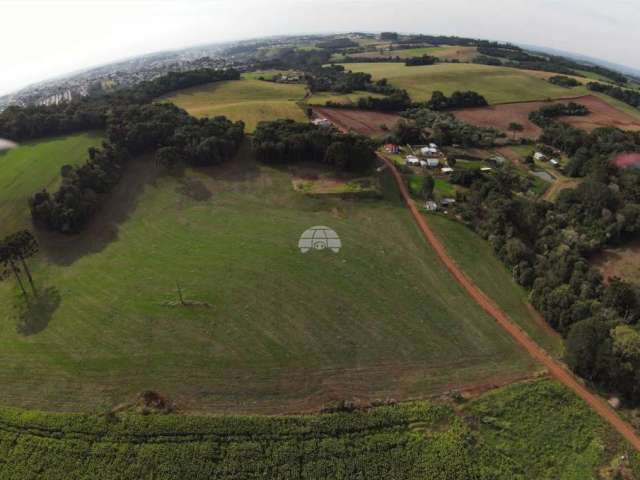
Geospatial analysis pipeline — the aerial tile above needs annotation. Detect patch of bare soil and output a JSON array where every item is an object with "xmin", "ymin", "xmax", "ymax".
[
  {"xmin": 313, "ymin": 107, "xmax": 401, "ymax": 137},
  {"xmin": 452, "ymin": 95, "xmax": 640, "ymax": 139},
  {"xmin": 592, "ymin": 239, "xmax": 640, "ymax": 284}
]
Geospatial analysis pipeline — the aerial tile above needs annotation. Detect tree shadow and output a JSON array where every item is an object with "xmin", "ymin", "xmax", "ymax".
[
  {"xmin": 37, "ymin": 157, "xmax": 160, "ymax": 266},
  {"xmin": 174, "ymin": 177, "xmax": 213, "ymax": 202},
  {"xmin": 15, "ymin": 286, "xmax": 61, "ymax": 336}
]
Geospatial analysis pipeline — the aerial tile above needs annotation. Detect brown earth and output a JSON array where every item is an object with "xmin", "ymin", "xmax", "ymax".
[
  {"xmin": 592, "ymin": 239, "xmax": 640, "ymax": 284},
  {"xmin": 379, "ymin": 151, "xmax": 640, "ymax": 452},
  {"xmin": 313, "ymin": 107, "xmax": 401, "ymax": 137},
  {"xmin": 452, "ymin": 95, "xmax": 640, "ymax": 138}
]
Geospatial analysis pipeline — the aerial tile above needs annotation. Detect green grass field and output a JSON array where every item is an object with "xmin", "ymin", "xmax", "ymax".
[
  {"xmin": 0, "ymin": 132, "xmax": 103, "ymax": 237},
  {"xmin": 340, "ymin": 63, "xmax": 579, "ymax": 104},
  {"xmin": 161, "ymin": 77, "xmax": 308, "ymax": 132},
  {"xmin": 428, "ymin": 215, "xmax": 563, "ymax": 355},
  {"xmin": 0, "ymin": 379, "xmax": 635, "ymax": 479},
  {"xmin": 0, "ymin": 140, "xmax": 553, "ymax": 413}
]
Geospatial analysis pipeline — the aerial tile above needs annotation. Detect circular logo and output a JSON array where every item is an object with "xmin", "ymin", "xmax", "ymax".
[{"xmin": 298, "ymin": 226, "xmax": 341, "ymax": 253}]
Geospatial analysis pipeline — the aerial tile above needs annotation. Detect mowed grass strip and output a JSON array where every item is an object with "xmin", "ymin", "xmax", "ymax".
[
  {"xmin": 340, "ymin": 62, "xmax": 579, "ymax": 104},
  {"xmin": 0, "ymin": 142, "xmax": 538, "ymax": 413},
  {"xmin": 427, "ymin": 215, "xmax": 563, "ymax": 355},
  {"xmin": 0, "ymin": 132, "xmax": 103, "ymax": 237},
  {"xmin": 161, "ymin": 77, "xmax": 308, "ymax": 132}
]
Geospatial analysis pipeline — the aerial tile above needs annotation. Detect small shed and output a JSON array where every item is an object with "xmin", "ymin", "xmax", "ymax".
[
  {"xmin": 406, "ymin": 155, "xmax": 420, "ymax": 166},
  {"xmin": 534, "ymin": 152, "xmax": 546, "ymax": 161},
  {"xmin": 550, "ymin": 158, "xmax": 560, "ymax": 167},
  {"xmin": 480, "ymin": 167, "xmax": 492, "ymax": 172},
  {"xmin": 441, "ymin": 167, "xmax": 454, "ymax": 174},
  {"xmin": 424, "ymin": 200, "xmax": 438, "ymax": 211},
  {"xmin": 441, "ymin": 198, "xmax": 456, "ymax": 207},
  {"xmin": 427, "ymin": 158, "xmax": 440, "ymax": 168}
]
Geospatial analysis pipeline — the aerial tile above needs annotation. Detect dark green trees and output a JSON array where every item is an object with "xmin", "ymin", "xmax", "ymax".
[{"xmin": 0, "ymin": 230, "xmax": 39, "ymax": 302}]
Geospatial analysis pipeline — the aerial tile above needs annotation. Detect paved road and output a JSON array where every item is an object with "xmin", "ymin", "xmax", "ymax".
[{"xmin": 379, "ymin": 152, "xmax": 640, "ymax": 451}]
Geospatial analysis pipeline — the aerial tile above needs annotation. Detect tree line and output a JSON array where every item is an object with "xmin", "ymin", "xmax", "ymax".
[
  {"xmin": 419, "ymin": 91, "xmax": 489, "ymax": 111},
  {"xmin": 398, "ymin": 108, "xmax": 501, "ymax": 148},
  {"xmin": 528, "ymin": 102, "xmax": 590, "ymax": 127},
  {"xmin": 587, "ymin": 82, "xmax": 640, "ymax": 109},
  {"xmin": 30, "ymin": 103, "xmax": 244, "ymax": 234},
  {"xmin": 447, "ymin": 138, "xmax": 640, "ymax": 404},
  {"xmin": 252, "ymin": 119, "xmax": 376, "ymax": 173},
  {"xmin": 0, "ymin": 68, "xmax": 240, "ymax": 142},
  {"xmin": 548, "ymin": 75, "xmax": 581, "ymax": 88}
]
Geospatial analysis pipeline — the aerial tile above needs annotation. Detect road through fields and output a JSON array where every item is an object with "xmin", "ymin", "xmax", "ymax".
[{"xmin": 378, "ymin": 152, "xmax": 640, "ymax": 452}]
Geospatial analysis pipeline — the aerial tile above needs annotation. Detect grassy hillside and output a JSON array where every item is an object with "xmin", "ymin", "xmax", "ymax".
[
  {"xmin": 0, "ymin": 132, "xmax": 103, "ymax": 237},
  {"xmin": 428, "ymin": 215, "xmax": 563, "ymax": 356},
  {"xmin": 340, "ymin": 63, "xmax": 579, "ymax": 104},
  {"xmin": 0, "ymin": 141, "xmax": 549, "ymax": 413},
  {"xmin": 161, "ymin": 77, "xmax": 307, "ymax": 132},
  {"xmin": 0, "ymin": 379, "xmax": 636, "ymax": 479}
]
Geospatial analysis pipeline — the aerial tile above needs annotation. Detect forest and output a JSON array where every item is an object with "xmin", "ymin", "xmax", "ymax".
[{"xmin": 252, "ymin": 119, "xmax": 376, "ymax": 172}]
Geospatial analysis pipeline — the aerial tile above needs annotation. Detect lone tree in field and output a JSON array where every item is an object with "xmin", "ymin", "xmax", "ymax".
[
  {"xmin": 508, "ymin": 122, "xmax": 524, "ymax": 140},
  {"xmin": 1, "ymin": 230, "xmax": 40, "ymax": 299},
  {"xmin": 422, "ymin": 175, "xmax": 435, "ymax": 200},
  {"xmin": 0, "ymin": 241, "xmax": 30, "ymax": 304}
]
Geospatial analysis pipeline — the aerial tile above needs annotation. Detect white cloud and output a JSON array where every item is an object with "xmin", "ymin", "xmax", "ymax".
[{"xmin": 0, "ymin": 0, "xmax": 638, "ymax": 95}]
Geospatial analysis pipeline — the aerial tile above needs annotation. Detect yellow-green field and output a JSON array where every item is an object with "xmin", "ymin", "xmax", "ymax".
[
  {"xmin": 340, "ymin": 63, "xmax": 581, "ymax": 104},
  {"xmin": 161, "ymin": 77, "xmax": 308, "ymax": 132},
  {"xmin": 347, "ymin": 45, "xmax": 478, "ymax": 62}
]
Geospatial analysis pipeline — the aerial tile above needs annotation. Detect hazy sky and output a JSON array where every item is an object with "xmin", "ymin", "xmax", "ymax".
[{"xmin": 1, "ymin": 0, "xmax": 639, "ymax": 96}]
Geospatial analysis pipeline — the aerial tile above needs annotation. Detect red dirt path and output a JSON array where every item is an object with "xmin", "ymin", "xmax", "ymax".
[
  {"xmin": 313, "ymin": 107, "xmax": 401, "ymax": 137},
  {"xmin": 379, "ymin": 151, "xmax": 640, "ymax": 452}
]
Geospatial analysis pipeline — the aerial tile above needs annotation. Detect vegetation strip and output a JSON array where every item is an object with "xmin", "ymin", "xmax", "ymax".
[{"xmin": 378, "ymin": 151, "xmax": 640, "ymax": 452}]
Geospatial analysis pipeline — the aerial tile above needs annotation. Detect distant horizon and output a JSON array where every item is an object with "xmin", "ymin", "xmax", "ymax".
[
  {"xmin": 1, "ymin": 0, "xmax": 639, "ymax": 97},
  {"xmin": 2, "ymin": 31, "xmax": 639, "ymax": 99}
]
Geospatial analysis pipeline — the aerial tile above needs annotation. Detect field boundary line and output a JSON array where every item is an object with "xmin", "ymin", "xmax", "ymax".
[{"xmin": 377, "ymin": 152, "xmax": 640, "ymax": 452}]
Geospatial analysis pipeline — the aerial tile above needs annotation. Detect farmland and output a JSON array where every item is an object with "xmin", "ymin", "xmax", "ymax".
[
  {"xmin": 0, "ymin": 379, "xmax": 637, "ymax": 479},
  {"xmin": 340, "ymin": 62, "xmax": 582, "ymax": 104},
  {"xmin": 312, "ymin": 106, "xmax": 401, "ymax": 137},
  {"xmin": 0, "ymin": 141, "xmax": 552, "ymax": 413},
  {"xmin": 161, "ymin": 76, "xmax": 307, "ymax": 132},
  {"xmin": 306, "ymin": 90, "xmax": 385, "ymax": 106},
  {"xmin": 335, "ymin": 45, "xmax": 478, "ymax": 62},
  {"xmin": 0, "ymin": 132, "xmax": 103, "ymax": 237},
  {"xmin": 452, "ymin": 94, "xmax": 640, "ymax": 137}
]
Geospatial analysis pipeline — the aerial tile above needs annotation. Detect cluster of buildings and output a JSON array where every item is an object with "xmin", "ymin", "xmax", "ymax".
[
  {"xmin": 0, "ymin": 48, "xmax": 235, "ymax": 111},
  {"xmin": 534, "ymin": 151, "xmax": 560, "ymax": 167},
  {"xmin": 402, "ymin": 143, "xmax": 455, "ymax": 174}
]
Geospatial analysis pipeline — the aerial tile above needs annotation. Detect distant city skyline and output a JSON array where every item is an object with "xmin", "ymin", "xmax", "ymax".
[{"xmin": 1, "ymin": 0, "xmax": 639, "ymax": 96}]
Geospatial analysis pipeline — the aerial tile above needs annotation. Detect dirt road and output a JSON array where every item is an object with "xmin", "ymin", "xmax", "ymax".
[{"xmin": 379, "ymin": 152, "xmax": 640, "ymax": 451}]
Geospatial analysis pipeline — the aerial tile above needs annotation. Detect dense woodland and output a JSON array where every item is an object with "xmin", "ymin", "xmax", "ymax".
[
  {"xmin": 252, "ymin": 119, "xmax": 376, "ymax": 173},
  {"xmin": 440, "ymin": 96, "xmax": 640, "ymax": 403},
  {"xmin": 0, "ymin": 68, "xmax": 240, "ymax": 142}
]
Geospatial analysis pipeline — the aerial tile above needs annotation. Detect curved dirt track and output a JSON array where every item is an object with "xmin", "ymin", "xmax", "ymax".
[{"xmin": 379, "ymin": 153, "xmax": 640, "ymax": 451}]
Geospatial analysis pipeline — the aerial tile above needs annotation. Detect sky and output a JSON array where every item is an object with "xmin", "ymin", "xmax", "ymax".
[{"xmin": 1, "ymin": 0, "xmax": 639, "ymax": 96}]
